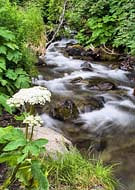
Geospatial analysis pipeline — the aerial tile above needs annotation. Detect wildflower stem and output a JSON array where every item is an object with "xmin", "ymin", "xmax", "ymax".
[
  {"xmin": 30, "ymin": 125, "xmax": 34, "ymax": 140},
  {"xmin": 26, "ymin": 123, "xmax": 29, "ymax": 139}
]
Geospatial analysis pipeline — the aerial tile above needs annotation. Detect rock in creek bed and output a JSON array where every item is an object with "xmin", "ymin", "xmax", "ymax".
[
  {"xmin": 87, "ymin": 77, "xmax": 117, "ymax": 91},
  {"xmin": 50, "ymin": 99, "xmax": 79, "ymax": 121}
]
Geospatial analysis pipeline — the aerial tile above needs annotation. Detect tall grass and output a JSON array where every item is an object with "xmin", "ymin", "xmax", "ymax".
[{"xmin": 44, "ymin": 148, "xmax": 118, "ymax": 190}]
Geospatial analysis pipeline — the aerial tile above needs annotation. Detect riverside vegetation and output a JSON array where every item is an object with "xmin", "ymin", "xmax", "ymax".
[{"xmin": 1, "ymin": 0, "xmax": 135, "ymax": 189}]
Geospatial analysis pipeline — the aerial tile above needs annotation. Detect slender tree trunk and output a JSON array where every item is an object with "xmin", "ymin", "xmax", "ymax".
[{"xmin": 46, "ymin": 0, "xmax": 68, "ymax": 48}]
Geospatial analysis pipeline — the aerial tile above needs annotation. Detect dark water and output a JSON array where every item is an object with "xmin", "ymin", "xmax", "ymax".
[{"xmin": 33, "ymin": 39, "xmax": 135, "ymax": 190}]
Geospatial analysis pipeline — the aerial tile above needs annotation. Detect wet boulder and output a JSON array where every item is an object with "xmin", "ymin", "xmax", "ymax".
[
  {"xmin": 37, "ymin": 55, "xmax": 46, "ymax": 66},
  {"xmin": 65, "ymin": 44, "xmax": 93, "ymax": 61},
  {"xmin": 87, "ymin": 77, "xmax": 117, "ymax": 91},
  {"xmin": 81, "ymin": 61, "xmax": 93, "ymax": 71},
  {"xmin": 50, "ymin": 99, "xmax": 79, "ymax": 121},
  {"xmin": 66, "ymin": 44, "xmax": 84, "ymax": 56},
  {"xmin": 74, "ymin": 96, "xmax": 104, "ymax": 113}
]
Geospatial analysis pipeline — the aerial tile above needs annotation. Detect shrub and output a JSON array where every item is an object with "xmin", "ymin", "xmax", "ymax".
[
  {"xmin": 67, "ymin": 0, "xmax": 135, "ymax": 55},
  {"xmin": 0, "ymin": 0, "xmax": 46, "ymax": 113},
  {"xmin": 0, "ymin": 0, "xmax": 45, "ymax": 74},
  {"xmin": 0, "ymin": 27, "xmax": 30, "ymax": 113}
]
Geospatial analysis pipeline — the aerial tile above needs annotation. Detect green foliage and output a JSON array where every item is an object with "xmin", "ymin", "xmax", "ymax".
[
  {"xmin": 67, "ymin": 0, "xmax": 135, "ymax": 55},
  {"xmin": 0, "ymin": 126, "xmax": 49, "ymax": 190},
  {"xmin": 0, "ymin": 0, "xmax": 45, "ymax": 77},
  {"xmin": 45, "ymin": 148, "xmax": 118, "ymax": 190},
  {"xmin": 0, "ymin": 0, "xmax": 45, "ymax": 46},
  {"xmin": 0, "ymin": 27, "xmax": 31, "ymax": 112}
]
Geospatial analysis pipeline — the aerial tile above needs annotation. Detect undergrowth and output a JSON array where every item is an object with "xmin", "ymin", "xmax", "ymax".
[{"xmin": 44, "ymin": 148, "xmax": 118, "ymax": 190}]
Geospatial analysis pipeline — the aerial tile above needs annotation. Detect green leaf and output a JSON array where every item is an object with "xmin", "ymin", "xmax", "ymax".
[
  {"xmin": 15, "ymin": 114, "xmax": 26, "ymax": 121},
  {"xmin": 4, "ymin": 42, "xmax": 18, "ymax": 50},
  {"xmin": 0, "ymin": 45, "xmax": 7, "ymax": 54},
  {"xmin": 17, "ymin": 153, "xmax": 28, "ymax": 164},
  {"xmin": 31, "ymin": 160, "xmax": 49, "ymax": 190},
  {"xmin": 32, "ymin": 139, "xmax": 48, "ymax": 148},
  {"xmin": 23, "ymin": 144, "xmax": 40, "ymax": 156},
  {"xmin": 6, "ymin": 69, "xmax": 18, "ymax": 80},
  {"xmin": 0, "ymin": 27, "xmax": 15, "ymax": 41},
  {"xmin": 0, "ymin": 152, "xmax": 20, "ymax": 165},
  {"xmin": 7, "ymin": 50, "xmax": 22, "ymax": 63},
  {"xmin": 15, "ymin": 75, "xmax": 30, "ymax": 89},
  {"xmin": 0, "ymin": 76, "xmax": 7, "ymax": 86},
  {"xmin": 0, "ymin": 127, "xmax": 25, "ymax": 143},
  {"xmin": 15, "ymin": 68, "xmax": 28, "ymax": 75},
  {"xmin": 4, "ymin": 139, "xmax": 27, "ymax": 151},
  {"xmin": 0, "ymin": 57, "xmax": 6, "ymax": 70}
]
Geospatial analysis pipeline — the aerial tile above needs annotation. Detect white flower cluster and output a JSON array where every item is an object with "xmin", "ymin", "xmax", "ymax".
[
  {"xmin": 7, "ymin": 86, "xmax": 51, "ymax": 107},
  {"xmin": 23, "ymin": 115, "xmax": 43, "ymax": 128}
]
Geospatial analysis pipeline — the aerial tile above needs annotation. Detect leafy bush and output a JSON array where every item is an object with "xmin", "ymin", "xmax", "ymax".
[
  {"xmin": 67, "ymin": 0, "xmax": 135, "ymax": 55},
  {"xmin": 0, "ymin": 0, "xmax": 46, "ymax": 113},
  {"xmin": 0, "ymin": 27, "xmax": 30, "ymax": 113},
  {"xmin": 0, "ymin": 0, "xmax": 45, "ymax": 74}
]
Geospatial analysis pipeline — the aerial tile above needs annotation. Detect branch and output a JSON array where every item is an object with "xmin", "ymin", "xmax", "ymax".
[
  {"xmin": 46, "ymin": 0, "xmax": 68, "ymax": 49},
  {"xmin": 101, "ymin": 45, "xmax": 120, "ymax": 55}
]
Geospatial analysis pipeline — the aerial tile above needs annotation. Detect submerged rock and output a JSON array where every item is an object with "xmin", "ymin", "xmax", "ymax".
[
  {"xmin": 81, "ymin": 61, "xmax": 93, "ymax": 71},
  {"xmin": 87, "ymin": 77, "xmax": 117, "ymax": 91},
  {"xmin": 70, "ymin": 77, "xmax": 83, "ymax": 83},
  {"xmin": 50, "ymin": 99, "xmax": 79, "ymax": 121}
]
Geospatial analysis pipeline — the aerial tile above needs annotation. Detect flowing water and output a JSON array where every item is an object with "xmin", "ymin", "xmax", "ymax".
[{"xmin": 33, "ymin": 39, "xmax": 135, "ymax": 190}]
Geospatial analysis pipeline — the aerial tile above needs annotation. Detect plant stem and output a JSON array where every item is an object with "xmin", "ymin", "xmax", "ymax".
[
  {"xmin": 30, "ymin": 125, "xmax": 34, "ymax": 140},
  {"xmin": 29, "ymin": 105, "xmax": 35, "ymax": 141},
  {"xmin": 26, "ymin": 123, "xmax": 29, "ymax": 139}
]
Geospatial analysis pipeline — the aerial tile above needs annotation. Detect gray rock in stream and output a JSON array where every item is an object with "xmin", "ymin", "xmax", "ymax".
[
  {"xmin": 87, "ymin": 77, "xmax": 117, "ymax": 91},
  {"xmin": 81, "ymin": 61, "xmax": 93, "ymax": 71},
  {"xmin": 50, "ymin": 99, "xmax": 79, "ymax": 121}
]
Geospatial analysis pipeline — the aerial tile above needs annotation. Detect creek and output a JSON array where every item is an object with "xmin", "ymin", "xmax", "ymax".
[{"xmin": 33, "ymin": 39, "xmax": 135, "ymax": 190}]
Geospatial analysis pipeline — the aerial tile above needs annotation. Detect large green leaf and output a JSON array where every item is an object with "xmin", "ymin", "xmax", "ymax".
[
  {"xmin": 0, "ymin": 27, "xmax": 15, "ymax": 41},
  {"xmin": 31, "ymin": 160, "xmax": 49, "ymax": 190},
  {"xmin": 0, "ymin": 127, "xmax": 25, "ymax": 142},
  {"xmin": 0, "ymin": 126, "xmax": 13, "ymax": 143},
  {"xmin": 4, "ymin": 139, "xmax": 27, "ymax": 151}
]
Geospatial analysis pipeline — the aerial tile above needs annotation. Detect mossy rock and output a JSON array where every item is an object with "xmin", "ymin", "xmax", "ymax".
[{"xmin": 50, "ymin": 100, "xmax": 79, "ymax": 121}]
